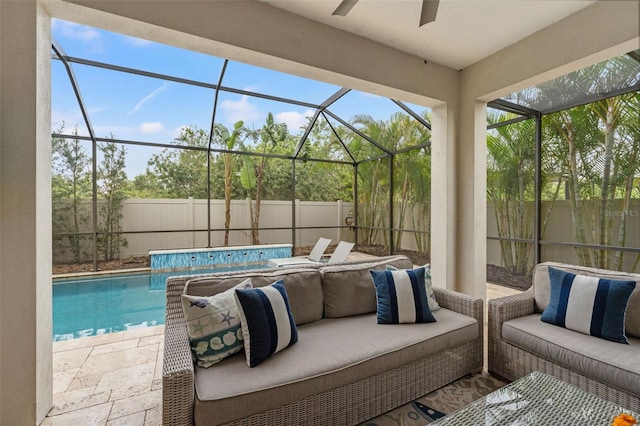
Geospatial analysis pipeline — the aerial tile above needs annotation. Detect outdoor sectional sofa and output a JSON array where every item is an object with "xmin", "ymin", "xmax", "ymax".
[
  {"xmin": 489, "ymin": 261, "xmax": 640, "ymax": 412},
  {"xmin": 163, "ymin": 255, "xmax": 484, "ymax": 425}
]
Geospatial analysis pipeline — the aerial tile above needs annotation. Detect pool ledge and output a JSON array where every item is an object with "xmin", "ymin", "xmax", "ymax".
[{"xmin": 53, "ymin": 267, "xmax": 151, "ymax": 280}]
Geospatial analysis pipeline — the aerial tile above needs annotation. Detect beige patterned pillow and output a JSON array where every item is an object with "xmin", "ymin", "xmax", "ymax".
[{"xmin": 181, "ymin": 279, "xmax": 252, "ymax": 367}]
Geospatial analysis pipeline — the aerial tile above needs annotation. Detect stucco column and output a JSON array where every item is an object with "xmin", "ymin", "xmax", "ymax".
[
  {"xmin": 431, "ymin": 98, "xmax": 486, "ymax": 298},
  {"xmin": 455, "ymin": 99, "xmax": 487, "ymax": 298},
  {"xmin": 0, "ymin": 1, "xmax": 52, "ymax": 424},
  {"xmin": 430, "ymin": 102, "xmax": 457, "ymax": 291}
]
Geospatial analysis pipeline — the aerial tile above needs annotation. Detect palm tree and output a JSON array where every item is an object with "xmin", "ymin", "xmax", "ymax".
[
  {"xmin": 407, "ymin": 145, "xmax": 431, "ymax": 256},
  {"xmin": 349, "ymin": 114, "xmax": 390, "ymax": 246},
  {"xmin": 589, "ymin": 92, "xmax": 637, "ymax": 268},
  {"xmin": 533, "ymin": 56, "xmax": 638, "ymax": 269},
  {"xmin": 610, "ymin": 92, "xmax": 640, "ymax": 271},
  {"xmin": 387, "ymin": 113, "xmax": 431, "ymax": 252},
  {"xmin": 545, "ymin": 106, "xmax": 600, "ymax": 266},
  {"xmin": 487, "ymin": 112, "xmax": 536, "ymax": 275},
  {"xmin": 349, "ymin": 112, "xmax": 431, "ymax": 254},
  {"xmin": 213, "ymin": 121, "xmax": 244, "ymax": 246},
  {"xmin": 242, "ymin": 113, "xmax": 287, "ymax": 244}
]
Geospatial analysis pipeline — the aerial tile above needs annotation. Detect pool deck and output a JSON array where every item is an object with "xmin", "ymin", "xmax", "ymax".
[
  {"xmin": 44, "ymin": 254, "xmax": 523, "ymax": 425},
  {"xmin": 45, "ymin": 325, "xmax": 164, "ymax": 425}
]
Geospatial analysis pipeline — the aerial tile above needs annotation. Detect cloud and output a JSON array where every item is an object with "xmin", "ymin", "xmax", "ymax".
[
  {"xmin": 51, "ymin": 115, "xmax": 90, "ymax": 137},
  {"xmin": 52, "ymin": 19, "xmax": 101, "ymax": 44},
  {"xmin": 87, "ymin": 106, "xmax": 108, "ymax": 115},
  {"xmin": 275, "ymin": 109, "xmax": 315, "ymax": 133},
  {"xmin": 130, "ymin": 83, "xmax": 168, "ymax": 113},
  {"xmin": 220, "ymin": 95, "xmax": 262, "ymax": 124},
  {"xmin": 94, "ymin": 125, "xmax": 138, "ymax": 138},
  {"xmin": 173, "ymin": 125, "xmax": 190, "ymax": 138},
  {"xmin": 140, "ymin": 122, "xmax": 164, "ymax": 134},
  {"xmin": 51, "ymin": 109, "xmax": 83, "ymax": 132}
]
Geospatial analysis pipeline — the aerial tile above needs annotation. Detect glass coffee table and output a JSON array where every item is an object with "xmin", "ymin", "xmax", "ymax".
[{"xmin": 432, "ymin": 371, "xmax": 639, "ymax": 425}]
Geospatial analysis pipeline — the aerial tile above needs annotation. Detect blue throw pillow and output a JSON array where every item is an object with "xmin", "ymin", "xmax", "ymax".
[
  {"xmin": 541, "ymin": 267, "xmax": 636, "ymax": 344},
  {"xmin": 234, "ymin": 280, "xmax": 298, "ymax": 367},
  {"xmin": 371, "ymin": 267, "xmax": 436, "ymax": 324},
  {"xmin": 386, "ymin": 264, "xmax": 440, "ymax": 312}
]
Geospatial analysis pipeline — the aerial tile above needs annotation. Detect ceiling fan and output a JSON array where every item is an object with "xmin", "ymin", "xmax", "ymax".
[{"xmin": 332, "ymin": 0, "xmax": 440, "ymax": 27}]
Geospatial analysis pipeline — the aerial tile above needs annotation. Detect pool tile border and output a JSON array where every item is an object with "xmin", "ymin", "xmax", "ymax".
[{"xmin": 149, "ymin": 244, "xmax": 292, "ymax": 270}]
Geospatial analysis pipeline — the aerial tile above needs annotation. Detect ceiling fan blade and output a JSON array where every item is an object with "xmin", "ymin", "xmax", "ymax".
[
  {"xmin": 419, "ymin": 0, "xmax": 439, "ymax": 26},
  {"xmin": 332, "ymin": 0, "xmax": 359, "ymax": 16}
]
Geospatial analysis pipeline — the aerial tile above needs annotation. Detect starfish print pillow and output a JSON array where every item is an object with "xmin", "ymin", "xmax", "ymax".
[{"xmin": 181, "ymin": 279, "xmax": 252, "ymax": 367}]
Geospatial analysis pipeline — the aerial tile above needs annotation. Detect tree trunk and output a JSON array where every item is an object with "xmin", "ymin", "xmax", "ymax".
[
  {"xmin": 598, "ymin": 101, "xmax": 616, "ymax": 268},
  {"xmin": 394, "ymin": 173, "xmax": 409, "ymax": 249},
  {"xmin": 565, "ymin": 124, "xmax": 592, "ymax": 267},
  {"xmin": 223, "ymin": 154, "xmax": 232, "ymax": 246},
  {"xmin": 252, "ymin": 162, "xmax": 266, "ymax": 245},
  {"xmin": 541, "ymin": 173, "xmax": 564, "ymax": 239},
  {"xmin": 71, "ymin": 180, "xmax": 81, "ymax": 262}
]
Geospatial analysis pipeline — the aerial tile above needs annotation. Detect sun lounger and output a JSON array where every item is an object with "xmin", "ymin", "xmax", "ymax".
[
  {"xmin": 325, "ymin": 240, "xmax": 355, "ymax": 264},
  {"xmin": 268, "ymin": 238, "xmax": 331, "ymax": 267},
  {"xmin": 268, "ymin": 239, "xmax": 354, "ymax": 267}
]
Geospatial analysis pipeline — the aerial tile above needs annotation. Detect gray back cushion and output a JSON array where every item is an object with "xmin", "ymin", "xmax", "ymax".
[
  {"xmin": 185, "ymin": 268, "xmax": 323, "ymax": 326},
  {"xmin": 533, "ymin": 261, "xmax": 640, "ymax": 339},
  {"xmin": 320, "ymin": 255, "xmax": 413, "ymax": 318}
]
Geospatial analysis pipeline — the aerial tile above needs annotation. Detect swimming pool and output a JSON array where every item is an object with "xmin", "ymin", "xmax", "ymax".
[{"xmin": 52, "ymin": 263, "xmax": 269, "ymax": 341}]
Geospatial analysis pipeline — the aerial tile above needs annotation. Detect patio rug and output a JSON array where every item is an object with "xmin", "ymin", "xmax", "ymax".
[{"xmin": 359, "ymin": 373, "xmax": 507, "ymax": 425}]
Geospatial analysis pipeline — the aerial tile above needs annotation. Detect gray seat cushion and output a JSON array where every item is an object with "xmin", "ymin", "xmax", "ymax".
[
  {"xmin": 194, "ymin": 308, "xmax": 477, "ymax": 425},
  {"xmin": 320, "ymin": 256, "xmax": 413, "ymax": 318},
  {"xmin": 185, "ymin": 267, "xmax": 323, "ymax": 325},
  {"xmin": 503, "ymin": 314, "xmax": 640, "ymax": 397}
]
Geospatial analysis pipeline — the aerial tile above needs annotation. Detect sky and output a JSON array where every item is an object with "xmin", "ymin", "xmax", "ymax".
[{"xmin": 51, "ymin": 19, "xmax": 430, "ymax": 177}]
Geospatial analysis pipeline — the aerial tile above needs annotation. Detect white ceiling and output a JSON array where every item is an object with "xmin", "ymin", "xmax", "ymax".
[{"xmin": 262, "ymin": 0, "xmax": 597, "ymax": 70}]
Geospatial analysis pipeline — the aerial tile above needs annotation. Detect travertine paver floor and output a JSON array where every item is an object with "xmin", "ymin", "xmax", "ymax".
[
  {"xmin": 44, "ymin": 282, "xmax": 521, "ymax": 425},
  {"xmin": 44, "ymin": 325, "xmax": 164, "ymax": 426}
]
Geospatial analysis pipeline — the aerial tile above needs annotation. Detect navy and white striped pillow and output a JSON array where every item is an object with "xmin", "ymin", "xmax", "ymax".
[
  {"xmin": 541, "ymin": 267, "xmax": 636, "ymax": 344},
  {"xmin": 234, "ymin": 280, "xmax": 298, "ymax": 367},
  {"xmin": 371, "ymin": 267, "xmax": 436, "ymax": 324}
]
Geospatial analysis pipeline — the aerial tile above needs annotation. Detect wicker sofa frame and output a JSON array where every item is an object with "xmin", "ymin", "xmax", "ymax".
[
  {"xmin": 488, "ymin": 290, "xmax": 640, "ymax": 412},
  {"xmin": 163, "ymin": 262, "xmax": 484, "ymax": 426}
]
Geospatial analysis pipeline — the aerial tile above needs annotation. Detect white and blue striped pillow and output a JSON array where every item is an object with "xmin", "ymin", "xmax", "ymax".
[
  {"xmin": 234, "ymin": 280, "xmax": 298, "ymax": 367},
  {"xmin": 541, "ymin": 267, "xmax": 636, "ymax": 344},
  {"xmin": 386, "ymin": 264, "xmax": 440, "ymax": 312},
  {"xmin": 371, "ymin": 267, "xmax": 436, "ymax": 324}
]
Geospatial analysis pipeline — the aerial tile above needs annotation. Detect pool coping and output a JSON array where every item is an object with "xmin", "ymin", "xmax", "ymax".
[
  {"xmin": 148, "ymin": 243, "xmax": 291, "ymax": 255},
  {"xmin": 53, "ymin": 267, "xmax": 151, "ymax": 280}
]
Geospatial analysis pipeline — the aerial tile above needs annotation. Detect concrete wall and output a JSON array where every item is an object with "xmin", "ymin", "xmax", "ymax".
[{"xmin": 0, "ymin": 2, "xmax": 52, "ymax": 424}]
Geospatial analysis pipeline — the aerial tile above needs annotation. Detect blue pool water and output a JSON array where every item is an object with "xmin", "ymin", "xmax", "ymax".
[{"xmin": 52, "ymin": 263, "xmax": 268, "ymax": 341}]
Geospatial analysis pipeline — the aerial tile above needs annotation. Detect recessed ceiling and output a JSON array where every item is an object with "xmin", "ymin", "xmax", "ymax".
[{"xmin": 261, "ymin": 0, "xmax": 597, "ymax": 70}]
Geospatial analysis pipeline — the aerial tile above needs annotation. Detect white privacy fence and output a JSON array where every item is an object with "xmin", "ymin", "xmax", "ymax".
[
  {"xmin": 119, "ymin": 198, "xmax": 432, "ymax": 257},
  {"xmin": 487, "ymin": 199, "xmax": 640, "ymax": 272},
  {"xmin": 54, "ymin": 197, "xmax": 639, "ymax": 270},
  {"xmin": 54, "ymin": 197, "xmax": 427, "ymax": 263},
  {"xmin": 119, "ymin": 198, "xmax": 356, "ymax": 257}
]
